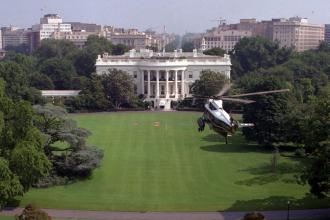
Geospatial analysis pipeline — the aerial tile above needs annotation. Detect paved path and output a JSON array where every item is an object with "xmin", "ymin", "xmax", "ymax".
[{"xmin": 1, "ymin": 208, "xmax": 329, "ymax": 220}]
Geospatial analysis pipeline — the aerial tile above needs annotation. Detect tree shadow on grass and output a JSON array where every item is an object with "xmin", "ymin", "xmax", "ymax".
[
  {"xmin": 225, "ymin": 194, "xmax": 330, "ymax": 211},
  {"xmin": 200, "ymin": 144, "xmax": 267, "ymax": 154},
  {"xmin": 235, "ymin": 162, "xmax": 302, "ymax": 186}
]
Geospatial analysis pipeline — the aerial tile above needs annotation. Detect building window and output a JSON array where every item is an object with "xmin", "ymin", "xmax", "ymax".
[
  {"xmin": 161, "ymin": 85, "xmax": 165, "ymax": 95},
  {"xmin": 133, "ymin": 71, "xmax": 137, "ymax": 78},
  {"xmin": 189, "ymin": 74, "xmax": 193, "ymax": 78}
]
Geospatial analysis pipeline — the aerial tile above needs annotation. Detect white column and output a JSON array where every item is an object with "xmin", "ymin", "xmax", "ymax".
[
  {"xmin": 156, "ymin": 70, "xmax": 159, "ymax": 98},
  {"xmin": 174, "ymin": 70, "xmax": 178, "ymax": 98},
  {"xmin": 181, "ymin": 71, "xmax": 185, "ymax": 98},
  {"xmin": 141, "ymin": 71, "xmax": 145, "ymax": 95},
  {"xmin": 147, "ymin": 70, "xmax": 151, "ymax": 98},
  {"xmin": 165, "ymin": 70, "xmax": 169, "ymax": 98}
]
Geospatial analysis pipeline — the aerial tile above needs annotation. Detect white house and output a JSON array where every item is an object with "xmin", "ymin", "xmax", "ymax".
[{"xmin": 95, "ymin": 49, "xmax": 231, "ymax": 110}]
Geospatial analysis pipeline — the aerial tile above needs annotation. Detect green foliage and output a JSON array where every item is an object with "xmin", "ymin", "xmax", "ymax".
[
  {"xmin": 34, "ymin": 39, "xmax": 78, "ymax": 61},
  {"xmin": 239, "ymin": 74, "xmax": 291, "ymax": 145},
  {"xmin": 71, "ymin": 75, "xmax": 111, "ymax": 111},
  {"xmin": 231, "ymin": 37, "xmax": 292, "ymax": 78},
  {"xmin": 112, "ymin": 44, "xmax": 129, "ymax": 55},
  {"xmin": 85, "ymin": 35, "xmax": 113, "ymax": 56},
  {"xmin": 203, "ymin": 47, "xmax": 226, "ymax": 57},
  {"xmin": 10, "ymin": 141, "xmax": 51, "ymax": 191},
  {"xmin": 5, "ymin": 43, "xmax": 30, "ymax": 55},
  {"xmin": 300, "ymin": 140, "xmax": 330, "ymax": 198},
  {"xmin": 0, "ymin": 61, "xmax": 41, "ymax": 102},
  {"xmin": 0, "ymin": 79, "xmax": 50, "ymax": 206},
  {"xmin": 33, "ymin": 104, "xmax": 103, "ymax": 182},
  {"xmin": 39, "ymin": 58, "xmax": 77, "ymax": 89},
  {"xmin": 101, "ymin": 69, "xmax": 135, "ymax": 109},
  {"xmin": 0, "ymin": 158, "xmax": 23, "ymax": 208},
  {"xmin": 192, "ymin": 70, "xmax": 229, "ymax": 96},
  {"xmin": 182, "ymin": 42, "xmax": 194, "ymax": 52}
]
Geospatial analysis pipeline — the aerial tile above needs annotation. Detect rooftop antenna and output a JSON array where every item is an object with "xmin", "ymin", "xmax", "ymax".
[{"xmin": 210, "ymin": 17, "xmax": 227, "ymax": 26}]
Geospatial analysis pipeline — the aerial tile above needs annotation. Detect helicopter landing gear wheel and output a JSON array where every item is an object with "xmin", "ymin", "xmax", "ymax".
[{"xmin": 197, "ymin": 117, "xmax": 205, "ymax": 132}]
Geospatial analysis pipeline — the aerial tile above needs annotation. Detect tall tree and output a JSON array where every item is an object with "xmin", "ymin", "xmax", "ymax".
[
  {"xmin": 0, "ymin": 79, "xmax": 50, "ymax": 206},
  {"xmin": 101, "ymin": 69, "xmax": 135, "ymax": 109},
  {"xmin": 33, "ymin": 104, "xmax": 103, "ymax": 180},
  {"xmin": 182, "ymin": 42, "xmax": 195, "ymax": 52},
  {"xmin": 39, "ymin": 58, "xmax": 77, "ymax": 89},
  {"xmin": 231, "ymin": 37, "xmax": 292, "ymax": 78},
  {"xmin": 239, "ymin": 74, "xmax": 291, "ymax": 145},
  {"xmin": 191, "ymin": 70, "xmax": 229, "ymax": 96},
  {"xmin": 203, "ymin": 47, "xmax": 226, "ymax": 57}
]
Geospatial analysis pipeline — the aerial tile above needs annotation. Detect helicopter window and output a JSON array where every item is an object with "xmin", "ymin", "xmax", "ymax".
[{"xmin": 209, "ymin": 102, "xmax": 217, "ymax": 111}]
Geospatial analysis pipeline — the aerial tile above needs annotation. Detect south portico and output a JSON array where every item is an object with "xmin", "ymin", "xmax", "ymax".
[{"xmin": 139, "ymin": 67, "xmax": 187, "ymax": 110}]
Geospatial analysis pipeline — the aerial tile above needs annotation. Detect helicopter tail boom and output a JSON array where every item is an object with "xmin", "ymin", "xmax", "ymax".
[{"xmin": 238, "ymin": 123, "xmax": 254, "ymax": 128}]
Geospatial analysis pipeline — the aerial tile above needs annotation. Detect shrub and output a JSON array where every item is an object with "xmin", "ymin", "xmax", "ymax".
[
  {"xmin": 242, "ymin": 212, "xmax": 265, "ymax": 220},
  {"xmin": 16, "ymin": 204, "xmax": 51, "ymax": 220}
]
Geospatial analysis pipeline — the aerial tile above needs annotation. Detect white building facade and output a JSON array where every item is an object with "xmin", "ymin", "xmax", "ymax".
[
  {"xmin": 96, "ymin": 49, "xmax": 231, "ymax": 110},
  {"xmin": 33, "ymin": 14, "xmax": 71, "ymax": 40}
]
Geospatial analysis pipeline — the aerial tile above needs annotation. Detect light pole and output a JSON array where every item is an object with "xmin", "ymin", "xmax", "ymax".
[{"xmin": 287, "ymin": 200, "xmax": 290, "ymax": 220}]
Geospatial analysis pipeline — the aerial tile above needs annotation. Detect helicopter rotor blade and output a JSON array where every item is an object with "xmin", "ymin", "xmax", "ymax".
[
  {"xmin": 221, "ymin": 97, "xmax": 255, "ymax": 104},
  {"xmin": 217, "ymin": 83, "xmax": 231, "ymax": 97},
  {"xmin": 223, "ymin": 89, "xmax": 290, "ymax": 98}
]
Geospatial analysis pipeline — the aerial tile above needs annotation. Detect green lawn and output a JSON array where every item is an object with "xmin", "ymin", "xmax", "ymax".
[{"xmin": 18, "ymin": 112, "xmax": 329, "ymax": 211}]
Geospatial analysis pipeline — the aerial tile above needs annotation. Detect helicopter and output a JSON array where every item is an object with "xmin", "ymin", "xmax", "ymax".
[{"xmin": 195, "ymin": 84, "xmax": 290, "ymax": 144}]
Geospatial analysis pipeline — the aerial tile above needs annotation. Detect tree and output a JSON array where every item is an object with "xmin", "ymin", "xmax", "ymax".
[
  {"xmin": 182, "ymin": 42, "xmax": 194, "ymax": 52},
  {"xmin": 39, "ymin": 58, "xmax": 77, "ymax": 89},
  {"xmin": 0, "ymin": 158, "xmax": 23, "ymax": 208},
  {"xmin": 71, "ymin": 76, "xmax": 111, "ymax": 111},
  {"xmin": 85, "ymin": 35, "xmax": 113, "ymax": 56},
  {"xmin": 203, "ymin": 47, "xmax": 226, "ymax": 57},
  {"xmin": 300, "ymin": 140, "xmax": 330, "ymax": 198},
  {"xmin": 191, "ymin": 70, "xmax": 229, "ymax": 96},
  {"xmin": 112, "ymin": 44, "xmax": 129, "ymax": 55},
  {"xmin": 101, "ymin": 69, "xmax": 135, "ymax": 109},
  {"xmin": 239, "ymin": 74, "xmax": 291, "ymax": 145},
  {"xmin": 5, "ymin": 43, "xmax": 30, "ymax": 55},
  {"xmin": 33, "ymin": 104, "xmax": 103, "ymax": 181},
  {"xmin": 0, "ymin": 79, "xmax": 50, "ymax": 206},
  {"xmin": 0, "ymin": 61, "xmax": 42, "ymax": 103},
  {"xmin": 34, "ymin": 39, "xmax": 78, "ymax": 61},
  {"xmin": 231, "ymin": 37, "xmax": 292, "ymax": 78}
]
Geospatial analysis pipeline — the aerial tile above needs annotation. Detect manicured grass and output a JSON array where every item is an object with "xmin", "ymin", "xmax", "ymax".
[{"xmin": 19, "ymin": 112, "xmax": 329, "ymax": 211}]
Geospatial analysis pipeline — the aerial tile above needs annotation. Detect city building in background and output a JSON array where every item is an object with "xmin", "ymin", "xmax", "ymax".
[
  {"xmin": 0, "ymin": 49, "xmax": 6, "ymax": 59},
  {"xmin": 0, "ymin": 29, "xmax": 2, "ymax": 49},
  {"xmin": 1, "ymin": 26, "xmax": 29, "ymax": 48},
  {"xmin": 32, "ymin": 14, "xmax": 72, "ymax": 40},
  {"xmin": 196, "ymin": 17, "xmax": 324, "ymax": 52},
  {"xmin": 52, "ymin": 22, "xmax": 103, "ymax": 49},
  {"xmin": 104, "ymin": 26, "xmax": 155, "ymax": 50},
  {"xmin": 96, "ymin": 49, "xmax": 231, "ymax": 110},
  {"xmin": 324, "ymin": 24, "xmax": 330, "ymax": 46},
  {"xmin": 201, "ymin": 25, "xmax": 252, "ymax": 52},
  {"xmin": 273, "ymin": 17, "xmax": 324, "ymax": 52}
]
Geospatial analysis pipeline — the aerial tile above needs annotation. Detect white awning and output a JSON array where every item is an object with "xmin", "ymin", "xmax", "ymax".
[
  {"xmin": 41, "ymin": 90, "xmax": 81, "ymax": 97},
  {"xmin": 159, "ymin": 100, "xmax": 166, "ymax": 106}
]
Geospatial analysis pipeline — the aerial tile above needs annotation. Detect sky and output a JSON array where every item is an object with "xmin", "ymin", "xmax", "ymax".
[{"xmin": 1, "ymin": 0, "xmax": 330, "ymax": 34}]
